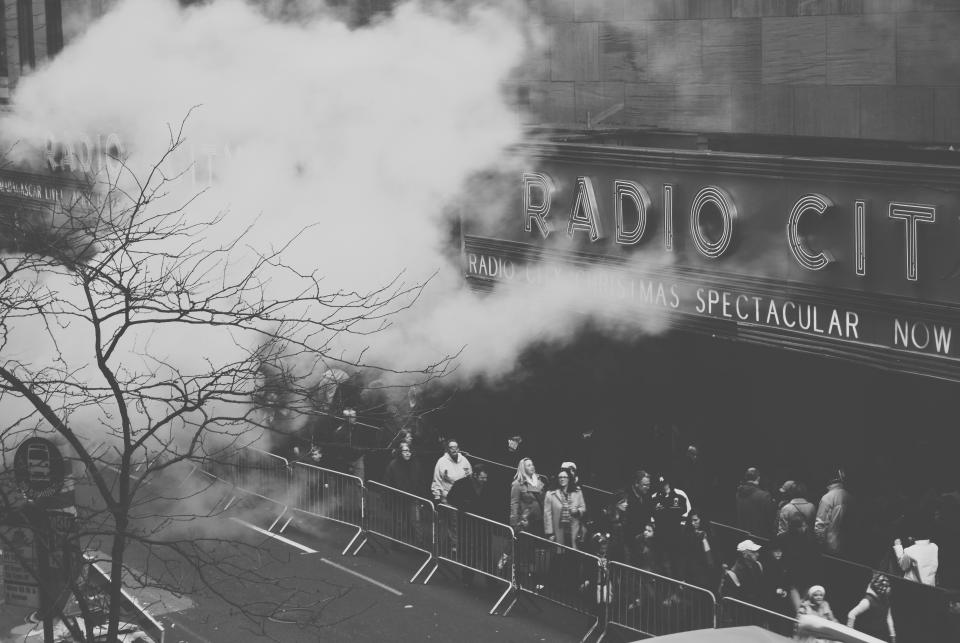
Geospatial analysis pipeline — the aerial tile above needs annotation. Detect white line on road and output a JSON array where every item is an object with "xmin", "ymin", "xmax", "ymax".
[
  {"xmin": 230, "ymin": 517, "xmax": 317, "ymax": 553},
  {"xmin": 318, "ymin": 557, "xmax": 403, "ymax": 596},
  {"xmin": 230, "ymin": 518, "xmax": 403, "ymax": 596},
  {"xmin": 163, "ymin": 616, "xmax": 217, "ymax": 643}
]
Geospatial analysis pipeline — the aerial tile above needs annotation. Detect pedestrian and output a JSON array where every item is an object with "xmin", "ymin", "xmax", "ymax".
[
  {"xmin": 623, "ymin": 469, "xmax": 655, "ymax": 567},
  {"xmin": 846, "ymin": 573, "xmax": 896, "ymax": 642},
  {"xmin": 431, "ymin": 438, "xmax": 472, "ymax": 504},
  {"xmin": 893, "ymin": 530, "xmax": 938, "ymax": 586},
  {"xmin": 382, "ymin": 441, "xmax": 427, "ymax": 547},
  {"xmin": 510, "ymin": 457, "xmax": 545, "ymax": 535},
  {"xmin": 720, "ymin": 540, "xmax": 765, "ymax": 605},
  {"xmin": 653, "ymin": 476, "xmax": 689, "ymax": 572},
  {"xmin": 680, "ymin": 510, "xmax": 717, "ymax": 592},
  {"xmin": 447, "ymin": 464, "xmax": 500, "ymax": 588},
  {"xmin": 762, "ymin": 542, "xmax": 795, "ymax": 616},
  {"xmin": 635, "ymin": 522, "xmax": 669, "ymax": 576},
  {"xmin": 597, "ymin": 491, "xmax": 629, "ymax": 563},
  {"xmin": 383, "ymin": 441, "xmax": 425, "ymax": 496},
  {"xmin": 777, "ymin": 480, "xmax": 816, "ymax": 536},
  {"xmin": 798, "ymin": 584, "xmax": 836, "ymax": 621},
  {"xmin": 797, "ymin": 585, "xmax": 837, "ymax": 643},
  {"xmin": 777, "ymin": 511, "xmax": 823, "ymax": 600},
  {"xmin": 736, "ymin": 466, "xmax": 775, "ymax": 538},
  {"xmin": 815, "ymin": 468, "xmax": 854, "ymax": 556},
  {"xmin": 544, "ymin": 469, "xmax": 587, "ymax": 549},
  {"xmin": 674, "ymin": 443, "xmax": 711, "ymax": 510}
]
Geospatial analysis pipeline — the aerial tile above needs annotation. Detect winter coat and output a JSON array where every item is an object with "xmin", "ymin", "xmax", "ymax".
[
  {"xmin": 446, "ymin": 477, "xmax": 501, "ymax": 520},
  {"xmin": 777, "ymin": 497, "xmax": 817, "ymax": 535},
  {"xmin": 543, "ymin": 487, "xmax": 587, "ymax": 549},
  {"xmin": 431, "ymin": 453, "xmax": 472, "ymax": 501},
  {"xmin": 815, "ymin": 483, "xmax": 853, "ymax": 555},
  {"xmin": 383, "ymin": 456, "xmax": 425, "ymax": 497},
  {"xmin": 722, "ymin": 557, "xmax": 765, "ymax": 604},
  {"xmin": 624, "ymin": 486, "xmax": 655, "ymax": 544},
  {"xmin": 510, "ymin": 479, "xmax": 544, "ymax": 534},
  {"xmin": 736, "ymin": 481, "xmax": 775, "ymax": 538}
]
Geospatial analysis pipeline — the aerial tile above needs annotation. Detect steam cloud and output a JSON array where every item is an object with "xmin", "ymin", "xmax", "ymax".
[{"xmin": 0, "ymin": 0, "xmax": 674, "ymax": 443}]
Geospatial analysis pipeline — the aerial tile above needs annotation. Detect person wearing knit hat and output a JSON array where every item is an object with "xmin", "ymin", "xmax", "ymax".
[{"xmin": 798, "ymin": 584, "xmax": 837, "ymax": 642}]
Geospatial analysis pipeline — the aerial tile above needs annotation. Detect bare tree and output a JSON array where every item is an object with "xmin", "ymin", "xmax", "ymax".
[{"xmin": 0, "ymin": 116, "xmax": 448, "ymax": 641}]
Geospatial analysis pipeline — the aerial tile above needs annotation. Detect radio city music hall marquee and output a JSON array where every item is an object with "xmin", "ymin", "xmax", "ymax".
[{"xmin": 463, "ymin": 160, "xmax": 960, "ymax": 372}]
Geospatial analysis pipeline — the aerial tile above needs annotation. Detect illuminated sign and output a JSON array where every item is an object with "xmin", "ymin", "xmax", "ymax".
[
  {"xmin": 462, "ymin": 145, "xmax": 960, "ymax": 378},
  {"xmin": 521, "ymin": 171, "xmax": 939, "ymax": 282}
]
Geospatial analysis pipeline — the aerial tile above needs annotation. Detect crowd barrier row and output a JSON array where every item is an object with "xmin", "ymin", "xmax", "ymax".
[
  {"xmin": 199, "ymin": 447, "xmax": 763, "ymax": 642},
  {"xmin": 202, "ymin": 447, "xmax": 960, "ymax": 642}
]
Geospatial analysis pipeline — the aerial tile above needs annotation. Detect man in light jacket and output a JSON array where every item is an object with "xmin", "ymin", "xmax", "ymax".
[
  {"xmin": 431, "ymin": 438, "xmax": 472, "ymax": 503},
  {"xmin": 815, "ymin": 469, "xmax": 854, "ymax": 555}
]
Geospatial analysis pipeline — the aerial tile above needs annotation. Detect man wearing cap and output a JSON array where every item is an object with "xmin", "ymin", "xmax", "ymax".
[
  {"xmin": 736, "ymin": 466, "xmax": 775, "ymax": 538},
  {"xmin": 777, "ymin": 480, "xmax": 816, "ymax": 536},
  {"xmin": 721, "ymin": 539, "xmax": 765, "ymax": 604}
]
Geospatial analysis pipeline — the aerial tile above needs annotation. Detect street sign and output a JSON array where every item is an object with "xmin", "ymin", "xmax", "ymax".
[{"xmin": 13, "ymin": 437, "xmax": 65, "ymax": 500}]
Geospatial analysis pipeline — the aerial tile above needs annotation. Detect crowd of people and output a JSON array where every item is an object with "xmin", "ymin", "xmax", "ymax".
[
  {"xmin": 280, "ymin": 413, "xmax": 960, "ymax": 642},
  {"xmin": 367, "ymin": 429, "xmax": 960, "ymax": 642}
]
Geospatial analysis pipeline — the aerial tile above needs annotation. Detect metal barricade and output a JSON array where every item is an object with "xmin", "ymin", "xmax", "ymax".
[
  {"xmin": 507, "ymin": 531, "xmax": 603, "ymax": 642},
  {"xmin": 718, "ymin": 596, "xmax": 798, "ymax": 638},
  {"xmin": 199, "ymin": 447, "xmax": 292, "ymax": 527},
  {"xmin": 288, "ymin": 461, "xmax": 364, "ymax": 554},
  {"xmin": 425, "ymin": 504, "xmax": 515, "ymax": 614},
  {"xmin": 234, "ymin": 448, "xmax": 292, "ymax": 502},
  {"xmin": 603, "ymin": 561, "xmax": 717, "ymax": 640},
  {"xmin": 355, "ymin": 480, "xmax": 436, "ymax": 582}
]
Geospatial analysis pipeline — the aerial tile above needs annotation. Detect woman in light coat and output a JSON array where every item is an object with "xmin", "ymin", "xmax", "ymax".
[{"xmin": 544, "ymin": 468, "xmax": 587, "ymax": 549}]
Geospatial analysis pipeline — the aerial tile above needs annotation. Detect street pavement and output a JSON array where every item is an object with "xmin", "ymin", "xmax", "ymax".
[
  {"xmin": 2, "ymin": 468, "xmax": 607, "ymax": 643},
  {"xmin": 146, "ymin": 509, "xmax": 597, "ymax": 643}
]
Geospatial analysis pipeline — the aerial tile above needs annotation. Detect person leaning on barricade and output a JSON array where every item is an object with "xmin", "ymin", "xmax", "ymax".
[
  {"xmin": 720, "ymin": 539, "xmax": 765, "ymax": 605},
  {"xmin": 544, "ymin": 468, "xmax": 587, "ymax": 549},
  {"xmin": 431, "ymin": 438, "xmax": 472, "ymax": 504},
  {"xmin": 384, "ymin": 440, "xmax": 426, "ymax": 496},
  {"xmin": 509, "ymin": 457, "xmax": 545, "ymax": 535},
  {"xmin": 623, "ymin": 469, "xmax": 655, "ymax": 568},
  {"xmin": 679, "ymin": 510, "xmax": 717, "ymax": 592},
  {"xmin": 447, "ymin": 464, "xmax": 500, "ymax": 589}
]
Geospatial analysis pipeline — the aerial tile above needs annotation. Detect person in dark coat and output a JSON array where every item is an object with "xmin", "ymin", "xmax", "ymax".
[
  {"xmin": 736, "ymin": 466, "xmax": 775, "ymax": 538},
  {"xmin": 383, "ymin": 441, "xmax": 425, "ymax": 497},
  {"xmin": 447, "ymin": 463, "xmax": 500, "ymax": 520},
  {"xmin": 673, "ymin": 444, "xmax": 711, "ymax": 510},
  {"xmin": 381, "ymin": 441, "xmax": 428, "ymax": 548},
  {"xmin": 761, "ymin": 542, "xmax": 794, "ymax": 616},
  {"xmin": 596, "ymin": 491, "xmax": 629, "ymax": 563},
  {"xmin": 721, "ymin": 539, "xmax": 765, "ymax": 605},
  {"xmin": 653, "ymin": 476, "xmax": 689, "ymax": 572},
  {"xmin": 680, "ymin": 511, "xmax": 718, "ymax": 592},
  {"xmin": 776, "ymin": 510, "xmax": 823, "ymax": 601},
  {"xmin": 623, "ymin": 469, "xmax": 655, "ymax": 567}
]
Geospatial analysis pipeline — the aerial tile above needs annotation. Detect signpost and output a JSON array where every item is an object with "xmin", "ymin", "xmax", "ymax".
[{"xmin": 10, "ymin": 437, "xmax": 67, "ymax": 643}]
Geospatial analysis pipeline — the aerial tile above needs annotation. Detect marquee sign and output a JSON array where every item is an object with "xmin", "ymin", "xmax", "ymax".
[{"xmin": 462, "ymin": 144, "xmax": 960, "ymax": 379}]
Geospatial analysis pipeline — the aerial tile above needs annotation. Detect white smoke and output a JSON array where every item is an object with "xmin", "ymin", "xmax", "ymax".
[{"xmin": 0, "ymin": 0, "xmax": 675, "ymax": 428}]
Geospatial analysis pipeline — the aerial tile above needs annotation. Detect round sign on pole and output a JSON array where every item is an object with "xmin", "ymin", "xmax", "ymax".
[{"xmin": 13, "ymin": 437, "xmax": 65, "ymax": 500}]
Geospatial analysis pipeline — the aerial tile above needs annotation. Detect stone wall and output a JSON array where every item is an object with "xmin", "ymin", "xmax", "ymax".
[{"xmin": 515, "ymin": 0, "xmax": 960, "ymax": 144}]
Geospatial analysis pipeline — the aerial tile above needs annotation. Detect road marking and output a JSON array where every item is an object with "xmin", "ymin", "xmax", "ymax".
[
  {"xmin": 230, "ymin": 518, "xmax": 403, "ymax": 596},
  {"xmin": 229, "ymin": 517, "xmax": 317, "ymax": 553},
  {"xmin": 163, "ymin": 616, "xmax": 217, "ymax": 643},
  {"xmin": 319, "ymin": 557, "xmax": 403, "ymax": 596}
]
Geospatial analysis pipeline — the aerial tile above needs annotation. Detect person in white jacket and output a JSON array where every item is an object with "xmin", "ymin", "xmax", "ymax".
[
  {"xmin": 431, "ymin": 439, "xmax": 472, "ymax": 502},
  {"xmin": 894, "ymin": 534, "xmax": 938, "ymax": 586}
]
